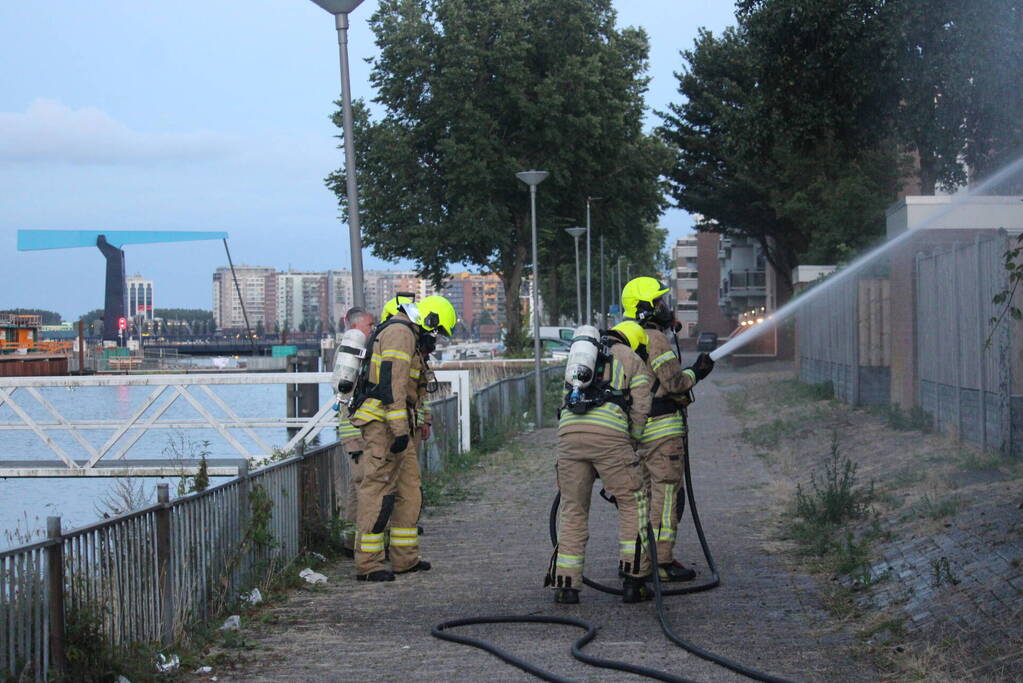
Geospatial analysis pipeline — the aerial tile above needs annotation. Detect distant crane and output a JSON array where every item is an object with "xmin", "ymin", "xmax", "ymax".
[{"xmin": 17, "ymin": 230, "xmax": 228, "ymax": 342}]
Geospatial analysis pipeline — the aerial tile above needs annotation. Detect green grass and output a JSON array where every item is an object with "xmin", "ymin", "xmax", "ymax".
[
  {"xmin": 956, "ymin": 448, "xmax": 1004, "ymax": 472},
  {"xmin": 871, "ymin": 404, "xmax": 932, "ymax": 432},
  {"xmin": 918, "ymin": 490, "xmax": 962, "ymax": 520},
  {"xmin": 741, "ymin": 418, "xmax": 800, "ymax": 449},
  {"xmin": 421, "ymin": 447, "xmax": 485, "ymax": 507},
  {"xmin": 774, "ymin": 379, "xmax": 834, "ymax": 404}
]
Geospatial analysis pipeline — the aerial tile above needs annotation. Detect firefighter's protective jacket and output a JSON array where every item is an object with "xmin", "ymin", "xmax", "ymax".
[
  {"xmin": 640, "ymin": 328, "xmax": 696, "ymax": 444},
  {"xmin": 557, "ymin": 340, "xmax": 653, "ymax": 442},
  {"xmin": 338, "ymin": 388, "xmax": 365, "ymax": 453},
  {"xmin": 350, "ymin": 312, "xmax": 424, "ymax": 437}
]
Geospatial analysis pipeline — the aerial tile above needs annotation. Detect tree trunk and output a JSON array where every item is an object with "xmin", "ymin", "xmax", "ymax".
[
  {"xmin": 547, "ymin": 264, "xmax": 560, "ymax": 326},
  {"xmin": 918, "ymin": 152, "xmax": 938, "ymax": 196},
  {"xmin": 499, "ymin": 241, "xmax": 528, "ymax": 352}
]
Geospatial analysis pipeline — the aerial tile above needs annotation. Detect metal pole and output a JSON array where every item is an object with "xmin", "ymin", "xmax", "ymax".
[
  {"xmin": 600, "ymin": 232, "xmax": 606, "ymax": 329},
  {"xmin": 585, "ymin": 199, "xmax": 592, "ymax": 324},
  {"xmin": 222, "ymin": 239, "xmax": 257, "ymax": 353},
  {"xmin": 530, "ymin": 185, "xmax": 543, "ymax": 428},
  {"xmin": 335, "ymin": 12, "xmax": 366, "ymax": 308},
  {"xmin": 617, "ymin": 257, "xmax": 623, "ymax": 321},
  {"xmin": 573, "ymin": 234, "xmax": 582, "ymax": 324}
]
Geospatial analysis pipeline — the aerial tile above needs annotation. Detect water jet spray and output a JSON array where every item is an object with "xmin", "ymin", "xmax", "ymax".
[{"xmin": 711, "ymin": 155, "xmax": 1023, "ymax": 362}]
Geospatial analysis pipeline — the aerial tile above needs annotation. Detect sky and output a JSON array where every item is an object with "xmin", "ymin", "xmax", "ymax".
[{"xmin": 0, "ymin": 1, "xmax": 738, "ymax": 319}]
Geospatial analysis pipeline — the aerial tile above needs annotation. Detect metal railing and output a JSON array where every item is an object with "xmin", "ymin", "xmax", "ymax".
[
  {"xmin": 2, "ymin": 365, "xmax": 550, "ymax": 680},
  {"xmin": 728, "ymin": 270, "xmax": 766, "ymax": 289},
  {"xmin": 1, "ymin": 442, "xmax": 340, "ymax": 681},
  {"xmin": 0, "ymin": 370, "xmax": 470, "ymax": 477}
]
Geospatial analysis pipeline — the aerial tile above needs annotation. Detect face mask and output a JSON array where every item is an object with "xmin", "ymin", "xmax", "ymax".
[
  {"xmin": 651, "ymin": 298, "xmax": 673, "ymax": 327},
  {"xmin": 419, "ymin": 331, "xmax": 438, "ymax": 354}
]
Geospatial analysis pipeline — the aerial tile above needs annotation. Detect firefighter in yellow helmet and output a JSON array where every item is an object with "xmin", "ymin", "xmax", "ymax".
[
  {"xmin": 349, "ymin": 295, "xmax": 457, "ymax": 581},
  {"xmin": 622, "ymin": 276, "xmax": 713, "ymax": 582},
  {"xmin": 378, "ymin": 293, "xmax": 437, "ymax": 550},
  {"xmin": 547, "ymin": 320, "xmax": 654, "ymax": 604},
  {"xmin": 380, "ymin": 292, "xmax": 416, "ymax": 323}
]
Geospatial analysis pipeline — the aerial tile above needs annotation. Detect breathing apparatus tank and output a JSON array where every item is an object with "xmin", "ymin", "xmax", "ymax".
[
  {"xmin": 332, "ymin": 328, "xmax": 367, "ymax": 395},
  {"xmin": 564, "ymin": 325, "xmax": 600, "ymax": 414}
]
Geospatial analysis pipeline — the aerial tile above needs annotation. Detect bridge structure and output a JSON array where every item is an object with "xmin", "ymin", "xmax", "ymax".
[
  {"xmin": 0, "ymin": 370, "xmax": 471, "ymax": 478},
  {"xmin": 17, "ymin": 229, "xmax": 229, "ymax": 343},
  {"xmin": 140, "ymin": 340, "xmax": 323, "ymax": 356}
]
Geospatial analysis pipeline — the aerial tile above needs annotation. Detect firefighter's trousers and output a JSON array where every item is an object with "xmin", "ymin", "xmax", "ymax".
[
  {"xmin": 554, "ymin": 431, "xmax": 650, "ymax": 590},
  {"xmin": 344, "ymin": 452, "xmax": 363, "ymax": 526},
  {"xmin": 355, "ymin": 419, "xmax": 423, "ymax": 574},
  {"xmin": 639, "ymin": 435, "xmax": 686, "ymax": 564}
]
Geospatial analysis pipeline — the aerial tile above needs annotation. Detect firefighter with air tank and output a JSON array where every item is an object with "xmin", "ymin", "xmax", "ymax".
[
  {"xmin": 549, "ymin": 320, "xmax": 655, "ymax": 604},
  {"xmin": 333, "ymin": 295, "xmax": 457, "ymax": 582},
  {"xmin": 332, "ymin": 306, "xmax": 376, "ymax": 550},
  {"xmin": 622, "ymin": 276, "xmax": 714, "ymax": 582},
  {"xmin": 549, "ymin": 279, "xmax": 714, "ymax": 604}
]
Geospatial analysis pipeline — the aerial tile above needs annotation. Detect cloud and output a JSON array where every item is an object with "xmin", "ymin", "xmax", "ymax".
[{"xmin": 0, "ymin": 99, "xmax": 237, "ymax": 165}]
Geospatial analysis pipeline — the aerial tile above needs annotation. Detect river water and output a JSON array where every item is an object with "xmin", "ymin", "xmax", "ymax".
[{"xmin": 0, "ymin": 381, "xmax": 338, "ymax": 551}]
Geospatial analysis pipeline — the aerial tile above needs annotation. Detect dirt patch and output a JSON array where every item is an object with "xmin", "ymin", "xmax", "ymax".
[{"xmin": 719, "ymin": 367, "xmax": 1023, "ymax": 681}]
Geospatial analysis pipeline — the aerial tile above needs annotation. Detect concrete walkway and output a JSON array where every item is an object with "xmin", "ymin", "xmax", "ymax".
[{"xmin": 211, "ymin": 368, "xmax": 875, "ymax": 682}]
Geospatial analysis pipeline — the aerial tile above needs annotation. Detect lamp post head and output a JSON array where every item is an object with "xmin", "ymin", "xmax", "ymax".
[
  {"xmin": 516, "ymin": 170, "xmax": 549, "ymax": 187},
  {"xmin": 309, "ymin": 0, "xmax": 365, "ymax": 14},
  {"xmin": 565, "ymin": 226, "xmax": 587, "ymax": 240}
]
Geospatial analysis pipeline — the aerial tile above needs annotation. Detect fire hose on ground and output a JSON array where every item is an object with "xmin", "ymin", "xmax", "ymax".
[{"xmin": 430, "ymin": 423, "xmax": 796, "ymax": 683}]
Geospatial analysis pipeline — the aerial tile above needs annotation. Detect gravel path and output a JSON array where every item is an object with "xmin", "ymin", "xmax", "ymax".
[{"xmin": 208, "ymin": 366, "xmax": 876, "ymax": 682}]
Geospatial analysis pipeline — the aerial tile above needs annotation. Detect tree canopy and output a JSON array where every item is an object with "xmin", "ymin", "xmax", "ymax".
[
  {"xmin": 3, "ymin": 308, "xmax": 62, "ymax": 325},
  {"xmin": 327, "ymin": 0, "xmax": 671, "ymax": 343},
  {"xmin": 660, "ymin": 0, "xmax": 1023, "ymax": 281}
]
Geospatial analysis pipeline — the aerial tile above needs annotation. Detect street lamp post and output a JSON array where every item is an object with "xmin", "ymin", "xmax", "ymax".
[
  {"xmin": 516, "ymin": 170, "xmax": 549, "ymax": 429},
  {"xmin": 616, "ymin": 256, "xmax": 625, "ymax": 321},
  {"xmin": 600, "ymin": 233, "xmax": 606, "ymax": 328},
  {"xmin": 310, "ymin": 0, "xmax": 367, "ymax": 307},
  {"xmin": 565, "ymin": 226, "xmax": 587, "ymax": 324},
  {"xmin": 585, "ymin": 196, "xmax": 602, "ymax": 325}
]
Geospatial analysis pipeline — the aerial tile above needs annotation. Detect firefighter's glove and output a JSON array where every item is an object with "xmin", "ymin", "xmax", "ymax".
[
  {"xmin": 349, "ymin": 450, "xmax": 362, "ymax": 463},
  {"xmin": 390, "ymin": 434, "xmax": 410, "ymax": 453},
  {"xmin": 688, "ymin": 352, "xmax": 714, "ymax": 382}
]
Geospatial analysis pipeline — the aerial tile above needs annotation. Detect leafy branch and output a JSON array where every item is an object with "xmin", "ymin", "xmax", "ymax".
[{"xmin": 986, "ymin": 233, "xmax": 1023, "ymax": 348}]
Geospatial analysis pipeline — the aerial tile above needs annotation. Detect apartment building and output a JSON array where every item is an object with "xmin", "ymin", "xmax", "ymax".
[
  {"xmin": 126, "ymin": 275, "xmax": 154, "ymax": 322},
  {"xmin": 671, "ymin": 238, "xmax": 698, "ymax": 334},
  {"xmin": 274, "ymin": 271, "xmax": 329, "ymax": 332},
  {"xmin": 212, "ymin": 266, "xmax": 276, "ymax": 330}
]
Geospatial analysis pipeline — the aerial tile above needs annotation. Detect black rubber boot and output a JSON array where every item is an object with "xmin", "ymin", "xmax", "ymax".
[
  {"xmin": 395, "ymin": 559, "xmax": 432, "ymax": 574},
  {"xmin": 554, "ymin": 588, "xmax": 580, "ymax": 604},
  {"xmin": 622, "ymin": 576, "xmax": 653, "ymax": 603},
  {"xmin": 658, "ymin": 560, "xmax": 696, "ymax": 582},
  {"xmin": 356, "ymin": 570, "xmax": 395, "ymax": 582}
]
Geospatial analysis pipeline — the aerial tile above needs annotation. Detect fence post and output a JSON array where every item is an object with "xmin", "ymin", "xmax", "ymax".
[
  {"xmin": 976, "ymin": 234, "xmax": 989, "ymax": 450},
  {"xmin": 236, "ymin": 460, "xmax": 250, "ymax": 581},
  {"xmin": 46, "ymin": 516, "xmax": 66, "ymax": 678},
  {"xmin": 155, "ymin": 484, "xmax": 174, "ymax": 646}
]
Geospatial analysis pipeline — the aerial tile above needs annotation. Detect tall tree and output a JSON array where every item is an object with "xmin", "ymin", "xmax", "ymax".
[
  {"xmin": 661, "ymin": 3, "xmax": 904, "ymax": 278},
  {"xmin": 327, "ymin": 0, "xmax": 669, "ymax": 346}
]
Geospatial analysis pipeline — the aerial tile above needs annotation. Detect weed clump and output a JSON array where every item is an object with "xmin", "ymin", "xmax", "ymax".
[
  {"xmin": 795, "ymin": 445, "xmax": 872, "ymax": 526},
  {"xmin": 873, "ymin": 404, "xmax": 932, "ymax": 432},
  {"xmin": 787, "ymin": 435, "xmax": 878, "ymax": 579}
]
